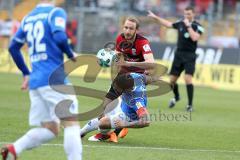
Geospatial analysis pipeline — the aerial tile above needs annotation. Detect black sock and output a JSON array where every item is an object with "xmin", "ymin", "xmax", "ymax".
[
  {"xmin": 186, "ymin": 84, "xmax": 194, "ymax": 106},
  {"xmin": 114, "ymin": 128, "xmax": 122, "ymax": 136},
  {"xmin": 172, "ymin": 83, "xmax": 180, "ymax": 101}
]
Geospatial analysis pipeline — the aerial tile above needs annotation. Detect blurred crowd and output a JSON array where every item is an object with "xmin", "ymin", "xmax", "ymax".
[
  {"xmin": 0, "ymin": 0, "xmax": 240, "ymax": 50},
  {"xmin": 64, "ymin": 0, "xmax": 237, "ymax": 17}
]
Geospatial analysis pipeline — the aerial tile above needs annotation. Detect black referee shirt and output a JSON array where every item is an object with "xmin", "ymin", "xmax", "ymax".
[{"xmin": 172, "ymin": 20, "xmax": 204, "ymax": 55}]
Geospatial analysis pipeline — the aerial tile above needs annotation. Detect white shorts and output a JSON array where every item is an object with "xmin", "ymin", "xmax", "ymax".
[
  {"xmin": 104, "ymin": 97, "xmax": 131, "ymax": 128},
  {"xmin": 29, "ymin": 86, "xmax": 78, "ymax": 126}
]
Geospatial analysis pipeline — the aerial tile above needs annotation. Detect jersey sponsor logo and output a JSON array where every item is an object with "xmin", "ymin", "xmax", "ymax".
[
  {"xmin": 143, "ymin": 44, "xmax": 151, "ymax": 52},
  {"xmin": 55, "ymin": 17, "xmax": 66, "ymax": 28}
]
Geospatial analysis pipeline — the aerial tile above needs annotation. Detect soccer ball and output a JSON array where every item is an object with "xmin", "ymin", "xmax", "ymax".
[{"xmin": 96, "ymin": 48, "xmax": 116, "ymax": 67}]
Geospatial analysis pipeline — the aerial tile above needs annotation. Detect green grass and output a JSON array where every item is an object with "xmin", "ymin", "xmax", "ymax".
[{"xmin": 0, "ymin": 72, "xmax": 240, "ymax": 160}]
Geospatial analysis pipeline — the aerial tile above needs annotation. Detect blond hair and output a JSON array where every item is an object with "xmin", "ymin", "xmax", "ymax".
[{"xmin": 125, "ymin": 16, "xmax": 140, "ymax": 29}]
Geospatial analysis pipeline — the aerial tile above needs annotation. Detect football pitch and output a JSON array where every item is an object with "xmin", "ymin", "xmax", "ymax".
[{"xmin": 0, "ymin": 72, "xmax": 240, "ymax": 160}]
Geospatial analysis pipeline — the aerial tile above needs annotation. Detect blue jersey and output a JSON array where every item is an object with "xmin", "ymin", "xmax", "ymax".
[
  {"xmin": 13, "ymin": 4, "xmax": 69, "ymax": 89},
  {"xmin": 121, "ymin": 73, "xmax": 147, "ymax": 121}
]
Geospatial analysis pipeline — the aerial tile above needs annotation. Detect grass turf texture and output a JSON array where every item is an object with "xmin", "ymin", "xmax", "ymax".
[{"xmin": 0, "ymin": 72, "xmax": 239, "ymax": 160}]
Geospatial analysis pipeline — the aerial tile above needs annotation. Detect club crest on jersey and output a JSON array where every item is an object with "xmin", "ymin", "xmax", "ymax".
[
  {"xmin": 143, "ymin": 44, "xmax": 151, "ymax": 52},
  {"xmin": 132, "ymin": 48, "xmax": 136, "ymax": 55},
  {"xmin": 184, "ymin": 32, "xmax": 190, "ymax": 38},
  {"xmin": 55, "ymin": 17, "xmax": 66, "ymax": 29}
]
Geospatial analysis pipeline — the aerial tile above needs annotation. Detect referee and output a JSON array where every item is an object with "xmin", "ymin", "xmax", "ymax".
[{"xmin": 148, "ymin": 6, "xmax": 204, "ymax": 112}]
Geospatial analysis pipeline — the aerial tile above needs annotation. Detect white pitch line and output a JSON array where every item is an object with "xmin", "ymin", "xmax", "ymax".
[{"xmin": 0, "ymin": 142, "xmax": 240, "ymax": 154}]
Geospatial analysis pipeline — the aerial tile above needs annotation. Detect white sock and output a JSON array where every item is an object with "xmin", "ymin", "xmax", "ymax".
[
  {"xmin": 13, "ymin": 128, "xmax": 55, "ymax": 155},
  {"xmin": 80, "ymin": 118, "xmax": 99, "ymax": 136},
  {"xmin": 64, "ymin": 125, "xmax": 82, "ymax": 160}
]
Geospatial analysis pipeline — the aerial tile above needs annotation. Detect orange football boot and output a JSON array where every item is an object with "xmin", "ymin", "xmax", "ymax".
[
  {"xmin": 118, "ymin": 128, "xmax": 129, "ymax": 138},
  {"xmin": 108, "ymin": 132, "xmax": 118, "ymax": 143}
]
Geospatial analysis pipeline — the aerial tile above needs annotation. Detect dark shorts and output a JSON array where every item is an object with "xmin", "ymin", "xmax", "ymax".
[
  {"xmin": 170, "ymin": 53, "xmax": 197, "ymax": 76},
  {"xmin": 105, "ymin": 84, "xmax": 122, "ymax": 100},
  {"xmin": 105, "ymin": 74, "xmax": 123, "ymax": 100}
]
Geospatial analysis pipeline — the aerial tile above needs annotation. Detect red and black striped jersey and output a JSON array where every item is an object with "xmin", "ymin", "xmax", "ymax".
[{"xmin": 115, "ymin": 33, "xmax": 152, "ymax": 73}]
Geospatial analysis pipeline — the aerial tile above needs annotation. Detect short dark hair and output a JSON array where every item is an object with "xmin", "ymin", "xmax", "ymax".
[
  {"xmin": 125, "ymin": 16, "xmax": 140, "ymax": 29},
  {"xmin": 114, "ymin": 74, "xmax": 134, "ymax": 90},
  {"xmin": 185, "ymin": 6, "xmax": 195, "ymax": 12}
]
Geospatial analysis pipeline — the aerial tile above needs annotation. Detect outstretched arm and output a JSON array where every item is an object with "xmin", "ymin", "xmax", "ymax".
[
  {"xmin": 145, "ymin": 74, "xmax": 162, "ymax": 85},
  {"xmin": 119, "ymin": 114, "xmax": 150, "ymax": 128},
  {"xmin": 116, "ymin": 53, "xmax": 156, "ymax": 70},
  {"xmin": 148, "ymin": 10, "xmax": 173, "ymax": 28},
  {"xmin": 113, "ymin": 107, "xmax": 150, "ymax": 128},
  {"xmin": 113, "ymin": 113, "xmax": 150, "ymax": 128},
  {"xmin": 118, "ymin": 61, "xmax": 157, "ymax": 70}
]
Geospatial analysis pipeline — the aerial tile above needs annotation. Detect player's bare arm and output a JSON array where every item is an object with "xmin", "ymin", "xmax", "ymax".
[
  {"xmin": 143, "ymin": 53, "xmax": 154, "ymax": 62},
  {"xmin": 117, "ymin": 61, "xmax": 157, "ymax": 70},
  {"xmin": 184, "ymin": 19, "xmax": 201, "ymax": 41},
  {"xmin": 115, "ymin": 52, "xmax": 156, "ymax": 70},
  {"xmin": 114, "ymin": 113, "xmax": 150, "ymax": 128},
  {"xmin": 148, "ymin": 10, "xmax": 173, "ymax": 28},
  {"xmin": 145, "ymin": 75, "xmax": 162, "ymax": 85}
]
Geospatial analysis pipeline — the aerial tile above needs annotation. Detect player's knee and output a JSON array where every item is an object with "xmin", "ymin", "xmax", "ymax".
[
  {"xmin": 42, "ymin": 121, "xmax": 60, "ymax": 136},
  {"xmin": 184, "ymin": 74, "xmax": 193, "ymax": 84},
  {"xmin": 99, "ymin": 117, "xmax": 111, "ymax": 129},
  {"xmin": 170, "ymin": 79, "xmax": 175, "ymax": 85}
]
